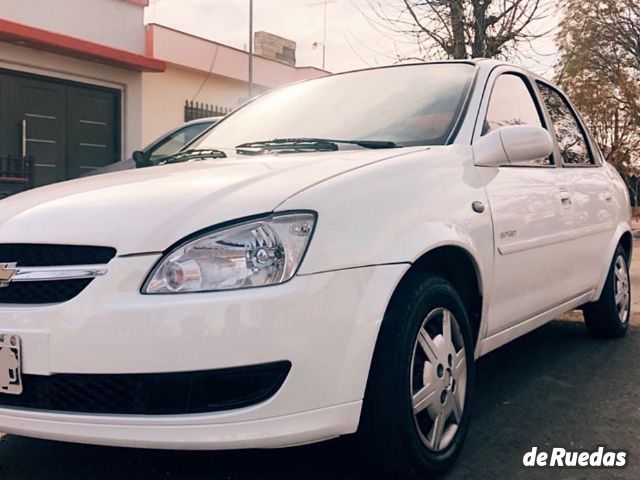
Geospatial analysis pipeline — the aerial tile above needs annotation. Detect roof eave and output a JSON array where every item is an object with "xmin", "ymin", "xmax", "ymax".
[{"xmin": 0, "ymin": 19, "xmax": 165, "ymax": 73}]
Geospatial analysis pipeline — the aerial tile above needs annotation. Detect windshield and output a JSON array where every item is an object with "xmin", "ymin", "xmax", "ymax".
[{"xmin": 194, "ymin": 63, "xmax": 475, "ymax": 150}]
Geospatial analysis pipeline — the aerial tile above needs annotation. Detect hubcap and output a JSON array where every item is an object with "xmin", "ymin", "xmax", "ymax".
[
  {"xmin": 614, "ymin": 255, "xmax": 630, "ymax": 324},
  {"xmin": 410, "ymin": 307, "xmax": 467, "ymax": 452}
]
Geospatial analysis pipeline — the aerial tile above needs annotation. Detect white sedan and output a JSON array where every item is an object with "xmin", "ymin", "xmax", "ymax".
[{"xmin": 0, "ymin": 59, "xmax": 631, "ymax": 479}]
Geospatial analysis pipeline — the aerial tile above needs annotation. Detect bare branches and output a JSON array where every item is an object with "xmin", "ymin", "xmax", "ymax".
[
  {"xmin": 402, "ymin": 0, "xmax": 454, "ymax": 55},
  {"xmin": 595, "ymin": 0, "xmax": 640, "ymax": 70},
  {"xmin": 356, "ymin": 0, "xmax": 558, "ymax": 61}
]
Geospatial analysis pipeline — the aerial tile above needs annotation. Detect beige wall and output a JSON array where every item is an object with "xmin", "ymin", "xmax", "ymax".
[
  {"xmin": 141, "ymin": 25, "xmax": 329, "ymax": 146},
  {"xmin": 148, "ymin": 25, "xmax": 328, "ymax": 89},
  {"xmin": 141, "ymin": 64, "xmax": 266, "ymax": 145},
  {"xmin": 0, "ymin": 43, "xmax": 143, "ymax": 159},
  {"xmin": 0, "ymin": 0, "xmax": 146, "ymax": 54}
]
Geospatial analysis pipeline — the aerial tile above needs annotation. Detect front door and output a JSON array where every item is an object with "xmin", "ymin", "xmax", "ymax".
[
  {"xmin": 476, "ymin": 71, "xmax": 579, "ymax": 335},
  {"xmin": 0, "ymin": 70, "xmax": 120, "ymax": 194}
]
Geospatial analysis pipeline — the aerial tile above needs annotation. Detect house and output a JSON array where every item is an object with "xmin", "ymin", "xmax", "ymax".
[
  {"xmin": 0, "ymin": 0, "xmax": 164, "ymax": 196},
  {"xmin": 0, "ymin": 1, "xmax": 329, "ymax": 197},
  {"xmin": 141, "ymin": 25, "xmax": 328, "ymax": 146}
]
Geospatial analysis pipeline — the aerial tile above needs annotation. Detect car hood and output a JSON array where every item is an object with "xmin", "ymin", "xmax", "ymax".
[{"xmin": 0, "ymin": 149, "xmax": 420, "ymax": 255}]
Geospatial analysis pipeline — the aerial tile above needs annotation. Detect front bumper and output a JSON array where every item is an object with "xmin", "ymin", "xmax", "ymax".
[
  {"xmin": 0, "ymin": 255, "xmax": 407, "ymax": 449},
  {"xmin": 0, "ymin": 399, "xmax": 363, "ymax": 450}
]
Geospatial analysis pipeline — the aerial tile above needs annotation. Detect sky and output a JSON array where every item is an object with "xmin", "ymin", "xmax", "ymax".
[{"xmin": 145, "ymin": 0, "xmax": 559, "ymax": 76}]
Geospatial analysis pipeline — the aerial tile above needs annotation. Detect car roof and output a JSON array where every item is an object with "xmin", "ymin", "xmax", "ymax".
[
  {"xmin": 184, "ymin": 116, "xmax": 224, "ymax": 126},
  {"xmin": 325, "ymin": 58, "xmax": 548, "ymax": 84}
]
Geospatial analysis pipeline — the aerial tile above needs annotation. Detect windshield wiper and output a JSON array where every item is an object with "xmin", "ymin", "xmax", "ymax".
[
  {"xmin": 154, "ymin": 148, "xmax": 227, "ymax": 165},
  {"xmin": 235, "ymin": 137, "xmax": 399, "ymax": 155}
]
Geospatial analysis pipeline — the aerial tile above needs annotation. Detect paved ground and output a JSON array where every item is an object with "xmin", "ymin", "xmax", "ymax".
[{"xmin": 1, "ymin": 241, "xmax": 640, "ymax": 479}]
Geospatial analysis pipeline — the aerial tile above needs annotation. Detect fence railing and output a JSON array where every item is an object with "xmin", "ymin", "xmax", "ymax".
[
  {"xmin": 0, "ymin": 155, "xmax": 32, "ymax": 182},
  {"xmin": 184, "ymin": 100, "xmax": 232, "ymax": 122},
  {"xmin": 0, "ymin": 155, "xmax": 33, "ymax": 198}
]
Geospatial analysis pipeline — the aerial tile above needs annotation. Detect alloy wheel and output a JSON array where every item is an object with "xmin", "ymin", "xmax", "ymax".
[
  {"xmin": 410, "ymin": 307, "xmax": 467, "ymax": 452},
  {"xmin": 614, "ymin": 255, "xmax": 630, "ymax": 324}
]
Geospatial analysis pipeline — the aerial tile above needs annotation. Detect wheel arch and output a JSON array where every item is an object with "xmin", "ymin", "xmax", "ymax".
[
  {"xmin": 593, "ymin": 225, "xmax": 633, "ymax": 301},
  {"xmin": 388, "ymin": 243, "xmax": 485, "ymax": 348},
  {"xmin": 619, "ymin": 230, "xmax": 633, "ymax": 261}
]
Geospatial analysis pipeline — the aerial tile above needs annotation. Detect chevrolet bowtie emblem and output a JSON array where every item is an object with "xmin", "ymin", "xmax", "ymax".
[{"xmin": 0, "ymin": 263, "xmax": 18, "ymax": 287}]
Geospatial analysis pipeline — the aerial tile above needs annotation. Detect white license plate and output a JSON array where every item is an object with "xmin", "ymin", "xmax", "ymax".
[{"xmin": 0, "ymin": 334, "xmax": 22, "ymax": 395}]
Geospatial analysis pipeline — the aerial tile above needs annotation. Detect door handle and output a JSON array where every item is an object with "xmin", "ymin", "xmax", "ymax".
[
  {"xmin": 20, "ymin": 119, "xmax": 27, "ymax": 157},
  {"xmin": 559, "ymin": 189, "xmax": 572, "ymax": 206}
]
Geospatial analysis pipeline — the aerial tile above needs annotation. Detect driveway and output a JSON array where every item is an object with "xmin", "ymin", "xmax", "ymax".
[{"xmin": 1, "ymin": 240, "xmax": 639, "ymax": 479}]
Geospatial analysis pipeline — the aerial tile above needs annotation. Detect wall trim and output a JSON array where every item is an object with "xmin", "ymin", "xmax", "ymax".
[{"xmin": 0, "ymin": 18, "xmax": 165, "ymax": 72}]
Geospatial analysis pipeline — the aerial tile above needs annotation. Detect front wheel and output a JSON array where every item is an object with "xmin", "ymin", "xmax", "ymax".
[
  {"xmin": 583, "ymin": 245, "xmax": 631, "ymax": 338},
  {"xmin": 356, "ymin": 273, "xmax": 475, "ymax": 479}
]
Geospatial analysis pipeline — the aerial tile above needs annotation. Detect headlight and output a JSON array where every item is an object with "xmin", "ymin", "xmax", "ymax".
[{"xmin": 142, "ymin": 212, "xmax": 316, "ymax": 294}]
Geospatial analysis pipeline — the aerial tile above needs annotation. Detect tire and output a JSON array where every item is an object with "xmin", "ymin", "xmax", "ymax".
[
  {"xmin": 356, "ymin": 273, "xmax": 475, "ymax": 479},
  {"xmin": 583, "ymin": 245, "xmax": 631, "ymax": 339}
]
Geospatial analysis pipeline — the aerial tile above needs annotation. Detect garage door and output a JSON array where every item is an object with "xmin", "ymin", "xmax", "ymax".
[{"xmin": 0, "ymin": 70, "xmax": 120, "ymax": 192}]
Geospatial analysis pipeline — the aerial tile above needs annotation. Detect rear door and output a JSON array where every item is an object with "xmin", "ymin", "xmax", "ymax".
[
  {"xmin": 536, "ymin": 81, "xmax": 617, "ymax": 287},
  {"xmin": 475, "ymin": 70, "xmax": 579, "ymax": 335}
]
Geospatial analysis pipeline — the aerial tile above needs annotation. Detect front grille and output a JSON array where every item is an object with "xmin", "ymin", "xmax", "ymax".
[
  {"xmin": 0, "ymin": 362, "xmax": 291, "ymax": 415},
  {"xmin": 0, "ymin": 244, "xmax": 116, "ymax": 304},
  {"xmin": 0, "ymin": 280, "xmax": 92, "ymax": 304},
  {"xmin": 0, "ymin": 244, "xmax": 116, "ymax": 267}
]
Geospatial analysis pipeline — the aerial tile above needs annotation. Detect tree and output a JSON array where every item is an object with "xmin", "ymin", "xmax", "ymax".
[
  {"xmin": 556, "ymin": 0, "xmax": 640, "ymax": 188},
  {"xmin": 358, "ymin": 0, "xmax": 555, "ymax": 61},
  {"xmin": 594, "ymin": 0, "xmax": 640, "ymax": 70}
]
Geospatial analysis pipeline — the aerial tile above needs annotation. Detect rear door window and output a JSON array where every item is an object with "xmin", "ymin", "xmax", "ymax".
[{"xmin": 536, "ymin": 82, "xmax": 594, "ymax": 166}]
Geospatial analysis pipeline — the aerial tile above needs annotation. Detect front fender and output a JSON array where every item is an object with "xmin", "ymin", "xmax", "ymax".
[
  {"xmin": 384, "ymin": 221, "xmax": 489, "ymax": 294},
  {"xmin": 277, "ymin": 147, "xmax": 494, "ymax": 358},
  {"xmin": 276, "ymin": 147, "xmax": 493, "ymax": 276}
]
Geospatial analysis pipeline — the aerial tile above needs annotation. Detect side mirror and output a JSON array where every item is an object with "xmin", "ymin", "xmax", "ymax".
[
  {"xmin": 132, "ymin": 150, "xmax": 151, "ymax": 168},
  {"xmin": 474, "ymin": 125, "xmax": 554, "ymax": 167}
]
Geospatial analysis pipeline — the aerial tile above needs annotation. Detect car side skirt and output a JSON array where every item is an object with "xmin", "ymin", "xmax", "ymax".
[{"xmin": 477, "ymin": 290, "xmax": 595, "ymax": 357}]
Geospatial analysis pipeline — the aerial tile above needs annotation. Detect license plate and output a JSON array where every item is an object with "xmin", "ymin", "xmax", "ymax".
[{"xmin": 0, "ymin": 334, "xmax": 22, "ymax": 395}]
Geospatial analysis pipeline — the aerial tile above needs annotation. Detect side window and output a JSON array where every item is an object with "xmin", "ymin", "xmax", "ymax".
[
  {"xmin": 536, "ymin": 82, "xmax": 594, "ymax": 166},
  {"xmin": 483, "ymin": 74, "xmax": 543, "ymax": 134},
  {"xmin": 482, "ymin": 73, "xmax": 550, "ymax": 165}
]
